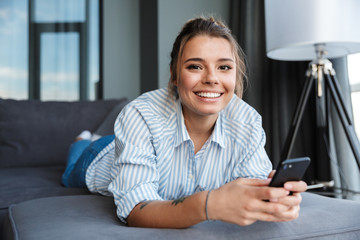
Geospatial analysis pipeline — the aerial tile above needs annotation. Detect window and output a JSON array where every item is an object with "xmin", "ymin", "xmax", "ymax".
[
  {"xmin": 0, "ymin": 0, "xmax": 28, "ymax": 99},
  {"xmin": 348, "ymin": 53, "xmax": 360, "ymax": 139},
  {"xmin": 0, "ymin": 0, "xmax": 99, "ymax": 101}
]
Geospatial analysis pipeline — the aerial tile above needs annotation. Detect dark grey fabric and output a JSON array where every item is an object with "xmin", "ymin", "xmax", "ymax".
[
  {"xmin": 0, "ymin": 167, "xmax": 90, "ymax": 210},
  {"xmin": 0, "ymin": 209, "xmax": 7, "ymax": 238},
  {"xmin": 0, "ymin": 98, "xmax": 128, "ymax": 168},
  {"xmin": 93, "ymin": 100, "xmax": 129, "ymax": 136},
  {"xmin": 0, "ymin": 166, "xmax": 91, "ymax": 237},
  {"xmin": 4, "ymin": 193, "xmax": 360, "ymax": 240}
]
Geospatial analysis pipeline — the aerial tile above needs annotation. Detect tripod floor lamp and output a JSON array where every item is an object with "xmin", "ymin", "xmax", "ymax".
[{"xmin": 264, "ymin": 0, "xmax": 360, "ymax": 177}]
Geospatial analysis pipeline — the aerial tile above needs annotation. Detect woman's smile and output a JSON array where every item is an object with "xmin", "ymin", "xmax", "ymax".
[{"xmin": 195, "ymin": 92, "xmax": 223, "ymax": 98}]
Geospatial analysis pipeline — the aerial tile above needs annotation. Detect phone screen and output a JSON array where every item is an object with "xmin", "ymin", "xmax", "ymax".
[{"xmin": 269, "ymin": 157, "xmax": 311, "ymax": 187}]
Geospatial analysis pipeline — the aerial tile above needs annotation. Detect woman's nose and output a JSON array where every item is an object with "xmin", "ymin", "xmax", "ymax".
[{"xmin": 203, "ymin": 69, "xmax": 219, "ymax": 85}]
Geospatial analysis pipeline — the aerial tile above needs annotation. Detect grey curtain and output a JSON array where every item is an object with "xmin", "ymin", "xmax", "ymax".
[{"xmin": 229, "ymin": 0, "xmax": 360, "ymax": 198}]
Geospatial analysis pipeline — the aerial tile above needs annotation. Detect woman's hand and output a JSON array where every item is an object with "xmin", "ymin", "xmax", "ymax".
[
  {"xmin": 207, "ymin": 176, "xmax": 306, "ymax": 226},
  {"xmin": 127, "ymin": 174, "xmax": 308, "ymax": 228},
  {"xmin": 267, "ymin": 170, "xmax": 307, "ymax": 220}
]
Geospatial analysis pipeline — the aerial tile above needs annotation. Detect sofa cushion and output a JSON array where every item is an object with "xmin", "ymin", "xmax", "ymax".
[
  {"xmin": 0, "ymin": 98, "xmax": 128, "ymax": 168},
  {"xmin": 3, "ymin": 193, "xmax": 360, "ymax": 240},
  {"xmin": 0, "ymin": 167, "xmax": 90, "ymax": 210}
]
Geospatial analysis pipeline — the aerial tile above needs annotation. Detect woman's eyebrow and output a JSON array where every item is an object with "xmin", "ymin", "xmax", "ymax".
[
  {"xmin": 218, "ymin": 58, "xmax": 234, "ymax": 62},
  {"xmin": 183, "ymin": 57, "xmax": 234, "ymax": 63},
  {"xmin": 183, "ymin": 58, "xmax": 203, "ymax": 63}
]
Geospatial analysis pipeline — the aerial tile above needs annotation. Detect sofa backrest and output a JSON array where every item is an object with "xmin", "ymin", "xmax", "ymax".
[{"xmin": 0, "ymin": 98, "xmax": 128, "ymax": 168}]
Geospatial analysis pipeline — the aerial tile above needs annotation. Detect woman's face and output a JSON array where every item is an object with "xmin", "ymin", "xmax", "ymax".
[{"xmin": 175, "ymin": 35, "xmax": 236, "ymax": 120}]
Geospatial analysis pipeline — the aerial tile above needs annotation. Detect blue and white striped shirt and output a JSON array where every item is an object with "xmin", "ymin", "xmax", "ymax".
[{"xmin": 86, "ymin": 88, "xmax": 272, "ymax": 223}]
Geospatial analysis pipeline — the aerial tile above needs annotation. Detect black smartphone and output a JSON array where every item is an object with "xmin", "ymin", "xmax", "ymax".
[{"xmin": 269, "ymin": 157, "xmax": 311, "ymax": 187}]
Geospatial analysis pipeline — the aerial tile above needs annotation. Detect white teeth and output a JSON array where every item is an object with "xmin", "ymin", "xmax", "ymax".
[{"xmin": 196, "ymin": 92, "xmax": 221, "ymax": 98}]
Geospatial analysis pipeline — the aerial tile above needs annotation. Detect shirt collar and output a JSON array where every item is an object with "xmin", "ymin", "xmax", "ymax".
[
  {"xmin": 174, "ymin": 99, "xmax": 226, "ymax": 149},
  {"xmin": 174, "ymin": 99, "xmax": 191, "ymax": 147},
  {"xmin": 210, "ymin": 112, "xmax": 226, "ymax": 149}
]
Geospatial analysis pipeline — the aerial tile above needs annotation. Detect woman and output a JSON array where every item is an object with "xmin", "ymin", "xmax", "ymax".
[{"xmin": 64, "ymin": 16, "xmax": 307, "ymax": 228}]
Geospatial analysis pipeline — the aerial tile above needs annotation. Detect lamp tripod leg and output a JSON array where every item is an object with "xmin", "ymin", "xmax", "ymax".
[
  {"xmin": 324, "ymin": 72, "xmax": 360, "ymax": 172},
  {"xmin": 281, "ymin": 74, "xmax": 315, "ymax": 161}
]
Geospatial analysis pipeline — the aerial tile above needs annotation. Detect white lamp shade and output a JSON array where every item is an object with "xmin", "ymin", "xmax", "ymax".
[{"xmin": 265, "ymin": 0, "xmax": 360, "ymax": 61}]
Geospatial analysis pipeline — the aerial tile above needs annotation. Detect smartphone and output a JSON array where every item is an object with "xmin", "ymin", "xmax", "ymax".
[{"xmin": 269, "ymin": 157, "xmax": 311, "ymax": 187}]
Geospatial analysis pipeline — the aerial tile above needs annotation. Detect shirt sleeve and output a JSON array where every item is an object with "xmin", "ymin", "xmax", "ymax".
[
  {"xmin": 108, "ymin": 103, "xmax": 163, "ymax": 224},
  {"xmin": 232, "ymin": 115, "xmax": 273, "ymax": 180}
]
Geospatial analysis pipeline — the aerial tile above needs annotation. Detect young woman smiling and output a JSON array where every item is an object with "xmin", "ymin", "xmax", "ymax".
[
  {"xmin": 175, "ymin": 35, "xmax": 237, "ymax": 153},
  {"xmin": 62, "ymin": 16, "xmax": 307, "ymax": 228}
]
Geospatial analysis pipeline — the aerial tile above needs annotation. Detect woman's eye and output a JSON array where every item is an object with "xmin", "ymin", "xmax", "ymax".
[
  {"xmin": 187, "ymin": 65, "xmax": 201, "ymax": 70},
  {"xmin": 219, "ymin": 65, "xmax": 232, "ymax": 70}
]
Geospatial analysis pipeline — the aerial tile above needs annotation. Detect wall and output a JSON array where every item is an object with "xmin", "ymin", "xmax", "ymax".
[
  {"xmin": 102, "ymin": 0, "xmax": 229, "ymax": 100},
  {"xmin": 158, "ymin": 0, "xmax": 230, "ymax": 88},
  {"xmin": 102, "ymin": 0, "xmax": 140, "ymax": 100}
]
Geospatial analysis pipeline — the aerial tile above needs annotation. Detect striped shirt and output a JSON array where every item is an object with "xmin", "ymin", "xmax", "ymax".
[{"xmin": 86, "ymin": 88, "xmax": 272, "ymax": 223}]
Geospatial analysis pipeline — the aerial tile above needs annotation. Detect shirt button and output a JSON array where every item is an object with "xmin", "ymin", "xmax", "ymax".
[{"xmin": 188, "ymin": 174, "xmax": 194, "ymax": 179}]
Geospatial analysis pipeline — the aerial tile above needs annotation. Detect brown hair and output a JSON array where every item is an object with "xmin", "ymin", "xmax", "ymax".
[{"xmin": 168, "ymin": 16, "xmax": 247, "ymax": 98}]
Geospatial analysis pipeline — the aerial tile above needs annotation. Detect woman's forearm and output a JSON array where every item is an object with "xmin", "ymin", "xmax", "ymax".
[
  {"xmin": 127, "ymin": 190, "xmax": 209, "ymax": 228},
  {"xmin": 126, "ymin": 178, "xmax": 306, "ymax": 228}
]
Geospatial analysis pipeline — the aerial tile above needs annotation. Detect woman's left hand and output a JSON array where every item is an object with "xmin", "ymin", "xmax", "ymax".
[{"xmin": 267, "ymin": 170, "xmax": 307, "ymax": 220}]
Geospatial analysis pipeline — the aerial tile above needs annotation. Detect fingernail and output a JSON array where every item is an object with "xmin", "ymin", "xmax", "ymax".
[
  {"xmin": 285, "ymin": 183, "xmax": 293, "ymax": 189},
  {"xmin": 269, "ymin": 198, "xmax": 278, "ymax": 202}
]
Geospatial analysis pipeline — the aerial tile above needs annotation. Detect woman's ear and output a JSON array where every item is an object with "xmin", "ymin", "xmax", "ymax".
[{"xmin": 170, "ymin": 69, "xmax": 178, "ymax": 86}]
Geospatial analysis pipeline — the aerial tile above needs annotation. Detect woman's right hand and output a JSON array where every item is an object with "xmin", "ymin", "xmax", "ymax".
[{"xmin": 207, "ymin": 178, "xmax": 301, "ymax": 226}]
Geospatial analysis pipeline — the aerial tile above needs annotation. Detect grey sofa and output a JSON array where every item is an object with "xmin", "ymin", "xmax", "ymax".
[
  {"xmin": 0, "ymin": 98, "xmax": 128, "ymax": 236},
  {"xmin": 1, "ymin": 98, "xmax": 360, "ymax": 240}
]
